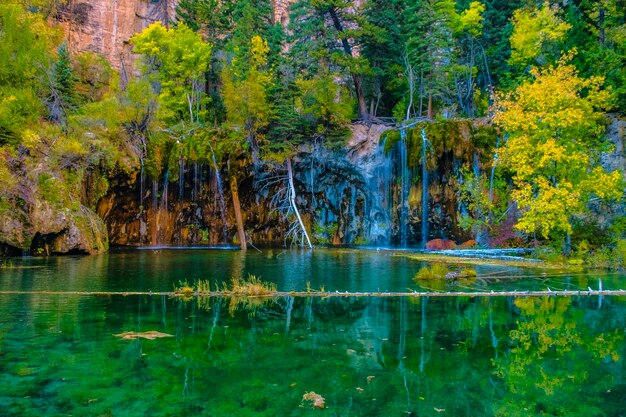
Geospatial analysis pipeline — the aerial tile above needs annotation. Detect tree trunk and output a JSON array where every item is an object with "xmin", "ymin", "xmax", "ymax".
[
  {"xmin": 599, "ymin": 7, "xmax": 605, "ymax": 46},
  {"xmin": 328, "ymin": 7, "xmax": 369, "ymax": 120},
  {"xmin": 286, "ymin": 158, "xmax": 313, "ymax": 249},
  {"xmin": 230, "ymin": 175, "xmax": 247, "ymax": 250},
  {"xmin": 427, "ymin": 94, "xmax": 433, "ymax": 120}
]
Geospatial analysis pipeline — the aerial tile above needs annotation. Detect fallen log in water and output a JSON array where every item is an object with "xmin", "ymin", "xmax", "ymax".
[{"xmin": 0, "ymin": 289, "xmax": 624, "ymax": 298}]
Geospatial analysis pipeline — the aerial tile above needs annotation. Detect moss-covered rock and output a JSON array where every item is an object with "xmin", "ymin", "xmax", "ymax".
[{"xmin": 0, "ymin": 197, "xmax": 108, "ymax": 255}]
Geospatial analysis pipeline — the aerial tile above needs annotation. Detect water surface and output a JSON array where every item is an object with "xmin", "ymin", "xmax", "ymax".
[{"xmin": 0, "ymin": 249, "xmax": 624, "ymax": 416}]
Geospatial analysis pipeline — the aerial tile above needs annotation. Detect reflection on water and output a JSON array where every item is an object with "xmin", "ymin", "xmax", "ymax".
[
  {"xmin": 1, "ymin": 249, "xmax": 624, "ymax": 294},
  {"xmin": 0, "ymin": 292, "xmax": 624, "ymax": 416}
]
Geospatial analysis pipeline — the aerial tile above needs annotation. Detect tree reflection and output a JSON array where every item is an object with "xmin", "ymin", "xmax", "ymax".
[{"xmin": 494, "ymin": 296, "xmax": 623, "ymax": 417}]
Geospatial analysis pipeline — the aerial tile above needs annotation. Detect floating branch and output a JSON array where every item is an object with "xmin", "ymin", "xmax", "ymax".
[{"xmin": 0, "ymin": 290, "xmax": 625, "ymax": 298}]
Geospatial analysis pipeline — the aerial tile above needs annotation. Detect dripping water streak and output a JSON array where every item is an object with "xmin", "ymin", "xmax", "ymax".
[
  {"xmin": 192, "ymin": 163, "xmax": 198, "ymax": 202},
  {"xmin": 421, "ymin": 129, "xmax": 429, "ymax": 246},
  {"xmin": 488, "ymin": 136, "xmax": 500, "ymax": 205},
  {"xmin": 152, "ymin": 178, "xmax": 158, "ymax": 245},
  {"xmin": 162, "ymin": 170, "xmax": 169, "ymax": 210},
  {"xmin": 179, "ymin": 158, "xmax": 184, "ymax": 202},
  {"xmin": 208, "ymin": 144, "xmax": 229, "ymax": 243},
  {"xmin": 399, "ymin": 129, "xmax": 409, "ymax": 247}
]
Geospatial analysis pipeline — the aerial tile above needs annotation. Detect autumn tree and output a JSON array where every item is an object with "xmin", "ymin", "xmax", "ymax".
[
  {"xmin": 494, "ymin": 52, "xmax": 622, "ymax": 242},
  {"xmin": 0, "ymin": 3, "xmax": 59, "ymax": 144},
  {"xmin": 508, "ymin": 1, "xmax": 571, "ymax": 68},
  {"xmin": 130, "ymin": 22, "xmax": 212, "ymax": 125}
]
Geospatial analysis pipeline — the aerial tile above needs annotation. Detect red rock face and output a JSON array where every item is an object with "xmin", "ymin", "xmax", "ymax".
[{"xmin": 55, "ymin": 0, "xmax": 297, "ymax": 73}]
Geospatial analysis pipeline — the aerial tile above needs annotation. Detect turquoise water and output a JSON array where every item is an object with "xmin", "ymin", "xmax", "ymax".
[{"xmin": 0, "ymin": 249, "xmax": 625, "ymax": 416}]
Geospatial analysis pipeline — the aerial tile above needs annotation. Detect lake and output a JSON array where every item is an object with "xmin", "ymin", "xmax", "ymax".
[{"xmin": 0, "ymin": 248, "xmax": 624, "ymax": 416}]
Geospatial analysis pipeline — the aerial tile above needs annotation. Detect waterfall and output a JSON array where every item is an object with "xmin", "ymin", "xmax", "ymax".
[
  {"xmin": 162, "ymin": 170, "xmax": 169, "ymax": 210},
  {"xmin": 488, "ymin": 135, "xmax": 500, "ymax": 205},
  {"xmin": 213, "ymin": 157, "xmax": 229, "ymax": 243},
  {"xmin": 399, "ymin": 129, "xmax": 410, "ymax": 247},
  {"xmin": 178, "ymin": 158, "xmax": 184, "ymax": 202},
  {"xmin": 139, "ymin": 159, "xmax": 145, "ymax": 209},
  {"xmin": 421, "ymin": 129, "xmax": 429, "ymax": 246},
  {"xmin": 152, "ymin": 179, "xmax": 158, "ymax": 245},
  {"xmin": 139, "ymin": 160, "xmax": 146, "ymax": 244},
  {"xmin": 383, "ymin": 150, "xmax": 393, "ymax": 245},
  {"xmin": 207, "ymin": 143, "xmax": 229, "ymax": 243},
  {"xmin": 192, "ymin": 162, "xmax": 199, "ymax": 202}
]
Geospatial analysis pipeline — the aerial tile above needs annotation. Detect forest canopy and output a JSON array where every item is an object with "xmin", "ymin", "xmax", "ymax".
[{"xmin": 0, "ymin": 0, "xmax": 624, "ymax": 255}]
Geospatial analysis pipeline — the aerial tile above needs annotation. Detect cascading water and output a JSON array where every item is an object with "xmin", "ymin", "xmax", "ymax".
[
  {"xmin": 399, "ymin": 129, "xmax": 410, "ymax": 247},
  {"xmin": 178, "ymin": 158, "xmax": 184, "ymax": 202},
  {"xmin": 473, "ymin": 152, "xmax": 480, "ymax": 178},
  {"xmin": 488, "ymin": 135, "xmax": 500, "ymax": 205},
  {"xmin": 151, "ymin": 179, "xmax": 158, "ymax": 245},
  {"xmin": 192, "ymin": 163, "xmax": 199, "ymax": 202},
  {"xmin": 139, "ymin": 160, "xmax": 146, "ymax": 244},
  {"xmin": 205, "ymin": 142, "xmax": 229, "ymax": 244},
  {"xmin": 420, "ymin": 128, "xmax": 429, "ymax": 246},
  {"xmin": 211, "ymin": 152, "xmax": 229, "ymax": 243},
  {"xmin": 162, "ymin": 170, "xmax": 169, "ymax": 210}
]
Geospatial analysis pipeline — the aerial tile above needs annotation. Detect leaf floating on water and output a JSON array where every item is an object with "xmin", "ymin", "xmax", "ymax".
[
  {"xmin": 302, "ymin": 391, "xmax": 325, "ymax": 409},
  {"xmin": 114, "ymin": 331, "xmax": 174, "ymax": 340}
]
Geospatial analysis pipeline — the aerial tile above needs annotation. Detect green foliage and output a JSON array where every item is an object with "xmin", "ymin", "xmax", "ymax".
[
  {"xmin": 413, "ymin": 263, "xmax": 449, "ymax": 280},
  {"xmin": 295, "ymin": 70, "xmax": 353, "ymax": 144},
  {"xmin": 131, "ymin": 22, "xmax": 212, "ymax": 124},
  {"xmin": 52, "ymin": 43, "xmax": 77, "ymax": 109},
  {"xmin": 586, "ymin": 239, "xmax": 626, "ymax": 270},
  {"xmin": 509, "ymin": 1, "xmax": 571, "ymax": 68},
  {"xmin": 457, "ymin": 167, "xmax": 509, "ymax": 237},
  {"xmin": 0, "ymin": 3, "xmax": 58, "ymax": 144},
  {"xmin": 73, "ymin": 51, "xmax": 115, "ymax": 103}
]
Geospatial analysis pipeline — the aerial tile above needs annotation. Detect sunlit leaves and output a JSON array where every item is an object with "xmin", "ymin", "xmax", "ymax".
[
  {"xmin": 131, "ymin": 22, "xmax": 212, "ymax": 124},
  {"xmin": 509, "ymin": 1, "xmax": 571, "ymax": 67},
  {"xmin": 494, "ymin": 53, "xmax": 621, "ymax": 238},
  {"xmin": 222, "ymin": 35, "xmax": 273, "ymax": 150}
]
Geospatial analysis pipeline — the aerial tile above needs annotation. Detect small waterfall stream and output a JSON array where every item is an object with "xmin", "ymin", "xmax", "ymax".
[
  {"xmin": 162, "ymin": 170, "xmax": 169, "ymax": 210},
  {"xmin": 399, "ymin": 129, "xmax": 410, "ymax": 247},
  {"xmin": 420, "ymin": 129, "xmax": 429, "ymax": 246},
  {"xmin": 211, "ymin": 153, "xmax": 229, "ymax": 243},
  {"xmin": 488, "ymin": 135, "xmax": 500, "ymax": 205},
  {"xmin": 178, "ymin": 158, "xmax": 184, "ymax": 202},
  {"xmin": 139, "ymin": 160, "xmax": 146, "ymax": 244},
  {"xmin": 151, "ymin": 179, "xmax": 158, "ymax": 245}
]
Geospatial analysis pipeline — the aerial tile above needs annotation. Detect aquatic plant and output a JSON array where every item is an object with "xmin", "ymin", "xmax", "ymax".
[
  {"xmin": 174, "ymin": 281, "xmax": 195, "ymax": 298},
  {"xmin": 302, "ymin": 391, "xmax": 325, "ymax": 409},
  {"xmin": 229, "ymin": 274, "xmax": 276, "ymax": 296},
  {"xmin": 414, "ymin": 264, "xmax": 449, "ymax": 281}
]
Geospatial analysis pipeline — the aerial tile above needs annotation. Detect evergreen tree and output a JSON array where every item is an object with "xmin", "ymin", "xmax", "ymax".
[
  {"xmin": 288, "ymin": 0, "xmax": 383, "ymax": 120},
  {"xmin": 52, "ymin": 43, "xmax": 77, "ymax": 110},
  {"xmin": 360, "ymin": 0, "xmax": 406, "ymax": 117}
]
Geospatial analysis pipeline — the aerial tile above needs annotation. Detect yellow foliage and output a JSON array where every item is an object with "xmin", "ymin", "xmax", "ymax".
[
  {"xmin": 494, "ymin": 52, "xmax": 621, "ymax": 238},
  {"xmin": 21, "ymin": 129, "xmax": 41, "ymax": 152},
  {"xmin": 509, "ymin": 1, "xmax": 571, "ymax": 67}
]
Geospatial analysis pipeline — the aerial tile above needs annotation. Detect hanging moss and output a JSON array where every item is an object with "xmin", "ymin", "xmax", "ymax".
[
  {"xmin": 381, "ymin": 130, "xmax": 401, "ymax": 155},
  {"xmin": 396, "ymin": 119, "xmax": 500, "ymax": 170},
  {"xmin": 469, "ymin": 123, "xmax": 499, "ymax": 163}
]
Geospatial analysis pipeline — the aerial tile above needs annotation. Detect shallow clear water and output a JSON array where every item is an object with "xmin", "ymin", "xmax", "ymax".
[{"xmin": 0, "ymin": 249, "xmax": 625, "ymax": 416}]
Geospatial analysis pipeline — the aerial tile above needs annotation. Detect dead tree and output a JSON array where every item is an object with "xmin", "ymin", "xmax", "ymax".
[{"xmin": 255, "ymin": 158, "xmax": 313, "ymax": 249}]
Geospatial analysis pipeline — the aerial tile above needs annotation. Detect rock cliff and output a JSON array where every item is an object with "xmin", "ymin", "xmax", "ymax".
[{"xmin": 54, "ymin": 0, "xmax": 296, "ymax": 73}]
